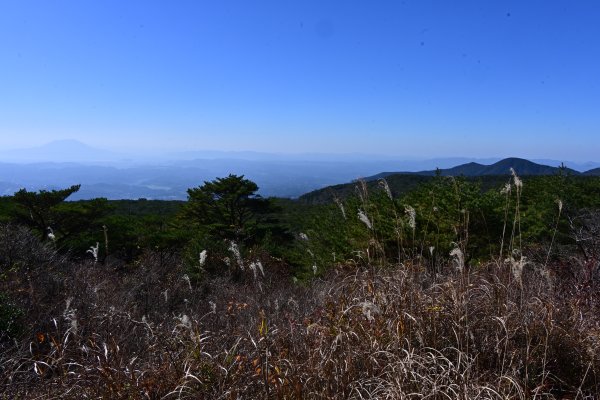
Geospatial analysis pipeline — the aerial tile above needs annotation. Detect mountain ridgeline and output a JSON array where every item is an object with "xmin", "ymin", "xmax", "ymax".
[
  {"xmin": 299, "ymin": 157, "xmax": 595, "ymax": 204},
  {"xmin": 585, "ymin": 167, "xmax": 600, "ymax": 176},
  {"xmin": 367, "ymin": 157, "xmax": 583, "ymax": 179}
]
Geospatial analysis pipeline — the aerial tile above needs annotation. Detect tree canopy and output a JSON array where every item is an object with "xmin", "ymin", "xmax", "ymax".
[
  {"xmin": 183, "ymin": 174, "xmax": 273, "ymax": 243},
  {"xmin": 12, "ymin": 185, "xmax": 111, "ymax": 255},
  {"xmin": 12, "ymin": 185, "xmax": 82, "ymax": 240}
]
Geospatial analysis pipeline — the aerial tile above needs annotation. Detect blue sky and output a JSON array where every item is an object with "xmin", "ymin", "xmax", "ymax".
[{"xmin": 1, "ymin": 1, "xmax": 599, "ymax": 161}]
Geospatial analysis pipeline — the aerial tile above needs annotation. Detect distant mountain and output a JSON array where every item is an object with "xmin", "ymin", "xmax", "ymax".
[
  {"xmin": 476, "ymin": 158, "xmax": 577, "ymax": 176},
  {"xmin": 367, "ymin": 157, "xmax": 579, "ymax": 180},
  {"xmin": 0, "ymin": 140, "xmax": 125, "ymax": 163}
]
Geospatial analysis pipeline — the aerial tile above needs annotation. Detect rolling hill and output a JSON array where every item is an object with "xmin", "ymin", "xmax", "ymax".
[
  {"xmin": 368, "ymin": 157, "xmax": 579, "ymax": 180},
  {"xmin": 584, "ymin": 168, "xmax": 600, "ymax": 176},
  {"xmin": 299, "ymin": 157, "xmax": 590, "ymax": 204}
]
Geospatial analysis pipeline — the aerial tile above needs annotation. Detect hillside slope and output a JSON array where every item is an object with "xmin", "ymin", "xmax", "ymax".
[
  {"xmin": 367, "ymin": 157, "xmax": 579, "ymax": 180},
  {"xmin": 584, "ymin": 168, "xmax": 600, "ymax": 176},
  {"xmin": 300, "ymin": 157, "xmax": 587, "ymax": 205}
]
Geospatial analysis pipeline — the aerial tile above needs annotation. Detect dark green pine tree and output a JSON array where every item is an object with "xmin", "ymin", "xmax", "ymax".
[
  {"xmin": 12, "ymin": 185, "xmax": 111, "ymax": 255},
  {"xmin": 12, "ymin": 185, "xmax": 82, "ymax": 240},
  {"xmin": 183, "ymin": 174, "xmax": 274, "ymax": 244}
]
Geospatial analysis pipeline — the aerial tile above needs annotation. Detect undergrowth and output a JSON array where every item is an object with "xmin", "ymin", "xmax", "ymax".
[{"xmin": 1, "ymin": 173, "xmax": 599, "ymax": 399}]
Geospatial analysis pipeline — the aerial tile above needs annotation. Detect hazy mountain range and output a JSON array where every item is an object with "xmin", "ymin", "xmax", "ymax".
[{"xmin": 0, "ymin": 140, "xmax": 598, "ymax": 200}]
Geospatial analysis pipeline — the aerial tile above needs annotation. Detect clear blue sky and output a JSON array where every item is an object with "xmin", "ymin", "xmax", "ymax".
[{"xmin": 1, "ymin": 1, "xmax": 599, "ymax": 160}]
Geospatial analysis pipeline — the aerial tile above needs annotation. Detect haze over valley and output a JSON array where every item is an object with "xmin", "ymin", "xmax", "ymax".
[{"xmin": 1, "ymin": 139, "xmax": 599, "ymax": 200}]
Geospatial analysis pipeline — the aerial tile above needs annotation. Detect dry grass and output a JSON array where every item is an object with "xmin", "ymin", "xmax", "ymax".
[{"xmin": 1, "ymin": 242, "xmax": 599, "ymax": 399}]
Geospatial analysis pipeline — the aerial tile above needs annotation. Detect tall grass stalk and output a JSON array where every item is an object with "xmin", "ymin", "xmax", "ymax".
[{"xmin": 544, "ymin": 199, "xmax": 563, "ymax": 267}]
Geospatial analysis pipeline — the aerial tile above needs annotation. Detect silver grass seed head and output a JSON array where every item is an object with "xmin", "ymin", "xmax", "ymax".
[
  {"xmin": 358, "ymin": 209, "xmax": 373, "ymax": 229},
  {"xmin": 378, "ymin": 178, "xmax": 393, "ymax": 200},
  {"xmin": 450, "ymin": 245, "xmax": 464, "ymax": 273},
  {"xmin": 501, "ymin": 183, "xmax": 512, "ymax": 195},
  {"xmin": 404, "ymin": 205, "xmax": 416, "ymax": 229},
  {"xmin": 510, "ymin": 168, "xmax": 523, "ymax": 189},
  {"xmin": 198, "ymin": 250, "xmax": 207, "ymax": 266}
]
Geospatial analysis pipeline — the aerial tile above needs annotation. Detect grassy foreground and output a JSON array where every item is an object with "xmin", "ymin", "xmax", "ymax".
[
  {"xmin": 1, "ymin": 238, "xmax": 599, "ymax": 398},
  {"xmin": 1, "ymin": 172, "xmax": 600, "ymax": 398}
]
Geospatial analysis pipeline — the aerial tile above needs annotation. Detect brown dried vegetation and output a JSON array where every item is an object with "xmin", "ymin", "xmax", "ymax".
[{"xmin": 1, "ymin": 236, "xmax": 599, "ymax": 399}]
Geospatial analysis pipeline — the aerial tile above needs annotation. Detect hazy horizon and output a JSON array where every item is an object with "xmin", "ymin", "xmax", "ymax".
[
  {"xmin": 1, "ymin": 138, "xmax": 599, "ymax": 167},
  {"xmin": 1, "ymin": 138, "xmax": 599, "ymax": 201},
  {"xmin": 1, "ymin": 1, "xmax": 599, "ymax": 161}
]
